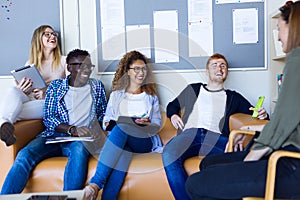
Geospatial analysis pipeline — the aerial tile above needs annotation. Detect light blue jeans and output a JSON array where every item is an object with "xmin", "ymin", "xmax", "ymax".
[
  {"xmin": 90, "ymin": 124, "xmax": 153, "ymax": 200},
  {"xmin": 1, "ymin": 135, "xmax": 90, "ymax": 194},
  {"xmin": 162, "ymin": 128, "xmax": 228, "ymax": 200}
]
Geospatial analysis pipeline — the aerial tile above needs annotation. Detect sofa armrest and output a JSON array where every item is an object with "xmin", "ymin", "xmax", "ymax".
[
  {"xmin": 228, "ymin": 113, "xmax": 269, "ymax": 152},
  {"xmin": 229, "ymin": 113, "xmax": 268, "ymax": 131},
  {"xmin": 0, "ymin": 119, "xmax": 45, "ymax": 189},
  {"xmin": 13, "ymin": 119, "xmax": 45, "ymax": 157}
]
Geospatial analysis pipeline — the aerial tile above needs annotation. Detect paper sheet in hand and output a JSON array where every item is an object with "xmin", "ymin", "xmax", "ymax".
[
  {"xmin": 45, "ymin": 136, "xmax": 94, "ymax": 144},
  {"xmin": 11, "ymin": 65, "xmax": 47, "ymax": 91}
]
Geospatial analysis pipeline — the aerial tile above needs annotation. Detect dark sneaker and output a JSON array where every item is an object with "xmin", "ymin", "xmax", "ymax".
[{"xmin": 0, "ymin": 122, "xmax": 16, "ymax": 146}]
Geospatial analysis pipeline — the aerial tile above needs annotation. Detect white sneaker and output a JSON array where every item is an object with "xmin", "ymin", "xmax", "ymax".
[{"xmin": 0, "ymin": 121, "xmax": 16, "ymax": 146}]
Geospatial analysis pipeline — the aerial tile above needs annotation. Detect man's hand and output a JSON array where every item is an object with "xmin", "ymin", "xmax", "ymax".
[
  {"xmin": 250, "ymin": 107, "xmax": 268, "ymax": 120},
  {"xmin": 170, "ymin": 114, "xmax": 184, "ymax": 130},
  {"xmin": 76, "ymin": 126, "xmax": 94, "ymax": 137}
]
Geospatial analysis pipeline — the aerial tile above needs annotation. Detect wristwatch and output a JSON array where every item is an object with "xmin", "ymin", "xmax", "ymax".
[{"xmin": 67, "ymin": 126, "xmax": 77, "ymax": 136}]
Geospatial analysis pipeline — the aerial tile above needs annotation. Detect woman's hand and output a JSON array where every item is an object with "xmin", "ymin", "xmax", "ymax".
[
  {"xmin": 225, "ymin": 133, "xmax": 247, "ymax": 152},
  {"xmin": 16, "ymin": 77, "xmax": 33, "ymax": 95},
  {"xmin": 135, "ymin": 117, "xmax": 151, "ymax": 125},
  {"xmin": 32, "ymin": 87, "xmax": 47, "ymax": 100},
  {"xmin": 170, "ymin": 114, "xmax": 184, "ymax": 130},
  {"xmin": 244, "ymin": 147, "xmax": 270, "ymax": 161}
]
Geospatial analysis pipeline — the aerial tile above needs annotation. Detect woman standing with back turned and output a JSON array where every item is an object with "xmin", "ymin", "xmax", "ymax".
[
  {"xmin": 185, "ymin": 1, "xmax": 300, "ymax": 199},
  {"xmin": 0, "ymin": 25, "xmax": 66, "ymax": 146}
]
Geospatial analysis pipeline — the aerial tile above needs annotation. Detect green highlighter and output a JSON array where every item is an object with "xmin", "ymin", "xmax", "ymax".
[{"xmin": 252, "ymin": 96, "xmax": 265, "ymax": 118}]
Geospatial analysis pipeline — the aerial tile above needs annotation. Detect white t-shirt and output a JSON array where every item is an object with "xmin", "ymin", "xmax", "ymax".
[
  {"xmin": 64, "ymin": 84, "xmax": 92, "ymax": 127},
  {"xmin": 119, "ymin": 92, "xmax": 148, "ymax": 117},
  {"xmin": 184, "ymin": 85, "xmax": 226, "ymax": 134}
]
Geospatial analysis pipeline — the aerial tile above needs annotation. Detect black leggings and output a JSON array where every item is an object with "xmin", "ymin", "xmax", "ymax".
[{"xmin": 185, "ymin": 146, "xmax": 300, "ymax": 200}]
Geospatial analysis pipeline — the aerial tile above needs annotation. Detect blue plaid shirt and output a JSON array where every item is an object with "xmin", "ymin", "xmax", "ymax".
[{"xmin": 41, "ymin": 75, "xmax": 107, "ymax": 137}]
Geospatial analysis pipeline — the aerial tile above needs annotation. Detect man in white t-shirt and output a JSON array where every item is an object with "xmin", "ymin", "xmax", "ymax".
[
  {"xmin": 1, "ymin": 49, "xmax": 107, "ymax": 194},
  {"xmin": 162, "ymin": 53, "xmax": 268, "ymax": 200}
]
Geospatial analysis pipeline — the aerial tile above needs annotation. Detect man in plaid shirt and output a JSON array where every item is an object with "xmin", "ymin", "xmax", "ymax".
[{"xmin": 1, "ymin": 49, "xmax": 107, "ymax": 194}]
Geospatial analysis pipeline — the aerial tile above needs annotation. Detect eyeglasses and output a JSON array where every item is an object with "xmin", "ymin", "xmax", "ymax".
[
  {"xmin": 68, "ymin": 63, "xmax": 95, "ymax": 71},
  {"xmin": 129, "ymin": 66, "xmax": 148, "ymax": 73},
  {"xmin": 43, "ymin": 32, "xmax": 59, "ymax": 38}
]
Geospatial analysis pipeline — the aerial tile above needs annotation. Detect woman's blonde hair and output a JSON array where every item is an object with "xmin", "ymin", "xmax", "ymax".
[
  {"xmin": 112, "ymin": 50, "xmax": 157, "ymax": 96},
  {"xmin": 29, "ymin": 25, "xmax": 62, "ymax": 71}
]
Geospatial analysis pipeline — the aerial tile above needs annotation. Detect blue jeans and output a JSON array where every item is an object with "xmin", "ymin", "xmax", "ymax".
[
  {"xmin": 1, "ymin": 135, "xmax": 90, "ymax": 194},
  {"xmin": 90, "ymin": 124, "xmax": 153, "ymax": 200},
  {"xmin": 162, "ymin": 128, "xmax": 228, "ymax": 200}
]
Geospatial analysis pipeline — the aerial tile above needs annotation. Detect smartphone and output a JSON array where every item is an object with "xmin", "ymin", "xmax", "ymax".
[{"xmin": 252, "ymin": 96, "xmax": 265, "ymax": 118}]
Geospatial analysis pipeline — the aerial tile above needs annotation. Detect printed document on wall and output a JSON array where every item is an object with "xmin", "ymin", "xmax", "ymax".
[
  {"xmin": 188, "ymin": 0, "xmax": 213, "ymax": 57},
  {"xmin": 100, "ymin": 0, "xmax": 125, "ymax": 26},
  {"xmin": 101, "ymin": 26, "xmax": 126, "ymax": 60},
  {"xmin": 153, "ymin": 10, "xmax": 179, "ymax": 63},
  {"xmin": 100, "ymin": 0, "xmax": 126, "ymax": 60},
  {"xmin": 232, "ymin": 8, "xmax": 258, "ymax": 44},
  {"xmin": 216, "ymin": 0, "xmax": 263, "ymax": 4},
  {"xmin": 188, "ymin": 22, "xmax": 213, "ymax": 57},
  {"xmin": 126, "ymin": 25, "xmax": 151, "ymax": 58}
]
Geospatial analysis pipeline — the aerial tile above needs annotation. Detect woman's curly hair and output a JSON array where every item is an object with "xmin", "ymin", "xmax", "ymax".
[{"xmin": 112, "ymin": 51, "xmax": 157, "ymax": 96}]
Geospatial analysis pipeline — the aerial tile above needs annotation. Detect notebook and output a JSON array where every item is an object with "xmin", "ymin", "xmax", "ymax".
[{"xmin": 11, "ymin": 65, "xmax": 47, "ymax": 92}]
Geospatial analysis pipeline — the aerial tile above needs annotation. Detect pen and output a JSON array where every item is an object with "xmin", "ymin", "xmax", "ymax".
[{"xmin": 141, "ymin": 113, "xmax": 147, "ymax": 118}]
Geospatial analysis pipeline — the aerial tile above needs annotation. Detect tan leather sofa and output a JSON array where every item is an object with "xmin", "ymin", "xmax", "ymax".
[{"xmin": 0, "ymin": 113, "xmax": 266, "ymax": 199}]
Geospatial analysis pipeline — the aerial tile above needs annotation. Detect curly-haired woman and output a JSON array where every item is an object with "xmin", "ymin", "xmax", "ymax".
[{"xmin": 83, "ymin": 50, "xmax": 163, "ymax": 200}]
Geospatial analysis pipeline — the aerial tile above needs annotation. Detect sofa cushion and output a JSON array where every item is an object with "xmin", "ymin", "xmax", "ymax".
[{"xmin": 23, "ymin": 153, "xmax": 201, "ymax": 200}]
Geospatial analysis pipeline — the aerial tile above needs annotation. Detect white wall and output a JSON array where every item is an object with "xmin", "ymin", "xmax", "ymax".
[{"xmin": 0, "ymin": 0, "xmax": 287, "ymax": 113}]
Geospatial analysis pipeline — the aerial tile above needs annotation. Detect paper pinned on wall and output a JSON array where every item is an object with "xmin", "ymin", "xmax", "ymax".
[
  {"xmin": 216, "ymin": 0, "xmax": 263, "ymax": 4},
  {"xmin": 232, "ymin": 8, "xmax": 259, "ymax": 44},
  {"xmin": 101, "ymin": 26, "xmax": 126, "ymax": 60},
  {"xmin": 188, "ymin": 0, "xmax": 212, "ymax": 23},
  {"xmin": 100, "ymin": 0, "xmax": 126, "ymax": 60},
  {"xmin": 153, "ymin": 10, "xmax": 179, "ymax": 63},
  {"xmin": 126, "ymin": 25, "xmax": 151, "ymax": 58},
  {"xmin": 100, "ymin": 0, "xmax": 125, "ymax": 27},
  {"xmin": 188, "ymin": 22, "xmax": 213, "ymax": 57},
  {"xmin": 188, "ymin": 0, "xmax": 213, "ymax": 57}
]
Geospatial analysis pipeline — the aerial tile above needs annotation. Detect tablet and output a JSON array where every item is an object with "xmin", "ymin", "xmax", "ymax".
[
  {"xmin": 117, "ymin": 116, "xmax": 160, "ymax": 135},
  {"xmin": 11, "ymin": 65, "xmax": 47, "ymax": 91}
]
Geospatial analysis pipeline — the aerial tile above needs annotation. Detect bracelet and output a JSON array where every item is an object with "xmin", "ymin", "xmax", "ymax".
[{"xmin": 67, "ymin": 125, "xmax": 75, "ymax": 136}]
